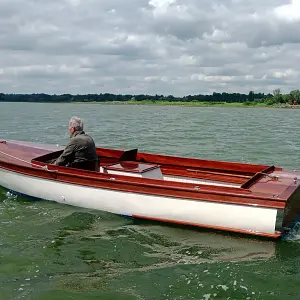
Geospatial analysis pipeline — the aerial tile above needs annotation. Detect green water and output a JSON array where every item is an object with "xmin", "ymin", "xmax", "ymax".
[{"xmin": 1, "ymin": 102, "xmax": 300, "ymax": 300}]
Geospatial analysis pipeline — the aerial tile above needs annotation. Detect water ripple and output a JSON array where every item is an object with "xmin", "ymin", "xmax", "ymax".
[{"xmin": 1, "ymin": 103, "xmax": 300, "ymax": 299}]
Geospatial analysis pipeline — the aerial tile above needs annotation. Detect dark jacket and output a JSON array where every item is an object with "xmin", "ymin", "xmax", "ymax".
[{"xmin": 54, "ymin": 131, "xmax": 98, "ymax": 170}]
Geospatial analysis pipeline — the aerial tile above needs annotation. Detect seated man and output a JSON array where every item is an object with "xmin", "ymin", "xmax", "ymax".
[{"xmin": 54, "ymin": 116, "xmax": 99, "ymax": 171}]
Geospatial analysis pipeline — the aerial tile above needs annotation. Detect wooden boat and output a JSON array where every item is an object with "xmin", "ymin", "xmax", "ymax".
[{"xmin": 1, "ymin": 139, "xmax": 300, "ymax": 239}]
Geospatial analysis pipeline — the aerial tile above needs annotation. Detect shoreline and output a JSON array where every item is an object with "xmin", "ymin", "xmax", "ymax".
[
  {"xmin": 73, "ymin": 101, "xmax": 300, "ymax": 109},
  {"xmin": 1, "ymin": 101, "xmax": 300, "ymax": 108}
]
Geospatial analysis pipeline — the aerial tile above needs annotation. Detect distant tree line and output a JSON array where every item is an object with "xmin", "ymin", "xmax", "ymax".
[{"xmin": 0, "ymin": 89, "xmax": 299, "ymax": 105}]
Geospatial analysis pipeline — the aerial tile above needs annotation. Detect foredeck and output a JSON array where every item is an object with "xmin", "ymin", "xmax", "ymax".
[{"xmin": 0, "ymin": 140, "xmax": 62, "ymax": 167}]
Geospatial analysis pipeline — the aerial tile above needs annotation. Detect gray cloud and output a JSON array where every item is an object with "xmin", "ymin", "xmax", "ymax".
[{"xmin": 0, "ymin": 0, "xmax": 300, "ymax": 96}]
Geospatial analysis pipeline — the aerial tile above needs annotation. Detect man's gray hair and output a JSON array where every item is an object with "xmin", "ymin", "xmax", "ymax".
[{"xmin": 69, "ymin": 116, "xmax": 84, "ymax": 131}]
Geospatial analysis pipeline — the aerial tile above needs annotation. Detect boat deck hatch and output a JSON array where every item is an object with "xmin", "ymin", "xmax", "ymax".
[{"xmin": 102, "ymin": 161, "xmax": 163, "ymax": 179}]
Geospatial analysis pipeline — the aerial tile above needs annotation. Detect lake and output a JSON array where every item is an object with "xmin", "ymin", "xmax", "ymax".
[{"xmin": 1, "ymin": 102, "xmax": 300, "ymax": 300}]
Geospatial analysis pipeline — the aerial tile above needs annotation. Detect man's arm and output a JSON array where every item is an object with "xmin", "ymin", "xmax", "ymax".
[{"xmin": 54, "ymin": 140, "xmax": 76, "ymax": 166}]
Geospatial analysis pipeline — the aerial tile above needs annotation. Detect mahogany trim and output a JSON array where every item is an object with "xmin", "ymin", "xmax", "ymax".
[
  {"xmin": 132, "ymin": 215, "xmax": 282, "ymax": 239},
  {"xmin": 187, "ymin": 168, "xmax": 250, "ymax": 178},
  {"xmin": 279, "ymin": 185, "xmax": 299, "ymax": 199},
  {"xmin": 263, "ymin": 165, "xmax": 276, "ymax": 174},
  {"xmin": 161, "ymin": 168, "xmax": 247, "ymax": 184},
  {"xmin": 136, "ymin": 151, "xmax": 280, "ymax": 174},
  {"xmin": 241, "ymin": 173, "xmax": 264, "ymax": 189},
  {"xmin": 241, "ymin": 166, "xmax": 277, "ymax": 189},
  {"xmin": 31, "ymin": 159, "xmax": 254, "ymax": 196},
  {"xmin": 0, "ymin": 161, "xmax": 288, "ymax": 209}
]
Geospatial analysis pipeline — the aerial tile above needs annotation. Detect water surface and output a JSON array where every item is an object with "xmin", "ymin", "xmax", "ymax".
[{"xmin": 1, "ymin": 103, "xmax": 300, "ymax": 300}]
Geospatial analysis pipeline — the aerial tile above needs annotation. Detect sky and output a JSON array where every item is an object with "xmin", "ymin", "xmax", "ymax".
[{"xmin": 0, "ymin": 0, "xmax": 300, "ymax": 96}]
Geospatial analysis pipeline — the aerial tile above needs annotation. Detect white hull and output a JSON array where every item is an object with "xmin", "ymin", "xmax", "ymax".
[{"xmin": 0, "ymin": 167, "xmax": 278, "ymax": 235}]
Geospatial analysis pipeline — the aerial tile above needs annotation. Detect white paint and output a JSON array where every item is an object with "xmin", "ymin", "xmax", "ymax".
[{"xmin": 0, "ymin": 168, "xmax": 278, "ymax": 235}]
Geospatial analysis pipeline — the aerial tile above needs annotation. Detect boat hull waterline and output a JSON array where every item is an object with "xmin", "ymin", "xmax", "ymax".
[{"xmin": 1, "ymin": 139, "xmax": 300, "ymax": 239}]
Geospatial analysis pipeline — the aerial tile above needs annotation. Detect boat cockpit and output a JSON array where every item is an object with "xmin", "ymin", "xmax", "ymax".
[{"xmin": 33, "ymin": 148, "xmax": 245, "ymax": 188}]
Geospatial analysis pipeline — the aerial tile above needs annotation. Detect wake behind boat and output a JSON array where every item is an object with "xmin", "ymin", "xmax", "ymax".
[{"xmin": 1, "ymin": 139, "xmax": 300, "ymax": 239}]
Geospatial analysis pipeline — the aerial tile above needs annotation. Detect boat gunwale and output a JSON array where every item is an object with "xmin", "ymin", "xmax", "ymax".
[
  {"xmin": 30, "ymin": 160, "xmax": 290, "ymax": 202},
  {"xmin": 0, "ymin": 159, "xmax": 289, "ymax": 210}
]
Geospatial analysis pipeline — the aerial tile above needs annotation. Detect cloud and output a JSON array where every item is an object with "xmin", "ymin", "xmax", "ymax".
[
  {"xmin": 274, "ymin": 0, "xmax": 300, "ymax": 22},
  {"xmin": 0, "ymin": 0, "xmax": 299, "ymax": 96}
]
